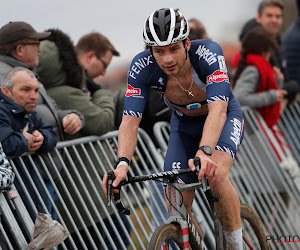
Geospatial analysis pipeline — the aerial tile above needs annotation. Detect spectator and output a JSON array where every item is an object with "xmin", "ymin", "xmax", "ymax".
[
  {"xmin": 236, "ymin": 0, "xmax": 300, "ymax": 102},
  {"xmin": 36, "ymin": 29, "xmax": 130, "ymax": 249},
  {"xmin": 0, "ymin": 21, "xmax": 84, "ymax": 179},
  {"xmin": 75, "ymin": 32, "xmax": 120, "ymax": 98},
  {"xmin": 232, "ymin": 26, "xmax": 300, "ymax": 190},
  {"xmin": 188, "ymin": 18, "xmax": 209, "ymax": 40},
  {"xmin": 0, "ymin": 142, "xmax": 15, "ymax": 190},
  {"xmin": 282, "ymin": 0, "xmax": 300, "ymax": 89},
  {"xmin": 0, "ymin": 141, "xmax": 15, "ymax": 250},
  {"xmin": 38, "ymin": 30, "xmax": 114, "ymax": 138},
  {"xmin": 232, "ymin": 27, "xmax": 286, "ymax": 123},
  {"xmin": 0, "ymin": 67, "xmax": 57, "ymax": 219}
]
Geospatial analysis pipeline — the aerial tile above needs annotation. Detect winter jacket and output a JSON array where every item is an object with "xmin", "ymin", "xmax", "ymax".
[
  {"xmin": 37, "ymin": 40, "xmax": 114, "ymax": 138},
  {"xmin": 283, "ymin": 18, "xmax": 300, "ymax": 86},
  {"xmin": 0, "ymin": 90, "xmax": 57, "ymax": 156}
]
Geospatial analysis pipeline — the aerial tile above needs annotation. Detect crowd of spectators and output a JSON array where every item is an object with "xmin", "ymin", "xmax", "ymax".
[
  {"xmin": 232, "ymin": 0, "xmax": 300, "ymax": 188},
  {"xmin": 0, "ymin": 0, "xmax": 300, "ymax": 249}
]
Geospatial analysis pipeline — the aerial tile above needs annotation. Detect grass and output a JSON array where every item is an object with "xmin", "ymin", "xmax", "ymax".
[{"xmin": 128, "ymin": 204, "xmax": 152, "ymax": 250}]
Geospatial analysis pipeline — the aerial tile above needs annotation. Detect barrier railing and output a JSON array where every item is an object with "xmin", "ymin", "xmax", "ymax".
[
  {"xmin": 0, "ymin": 129, "xmax": 167, "ymax": 250},
  {"xmin": 153, "ymin": 104, "xmax": 300, "ymax": 250},
  {"xmin": 0, "ymin": 101, "xmax": 299, "ymax": 249}
]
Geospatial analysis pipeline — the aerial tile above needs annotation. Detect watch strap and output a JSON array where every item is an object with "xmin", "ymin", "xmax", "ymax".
[{"xmin": 115, "ymin": 157, "xmax": 131, "ymax": 168}]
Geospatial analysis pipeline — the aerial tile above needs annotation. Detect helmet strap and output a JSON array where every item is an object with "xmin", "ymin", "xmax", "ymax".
[{"xmin": 149, "ymin": 46, "xmax": 154, "ymax": 57}]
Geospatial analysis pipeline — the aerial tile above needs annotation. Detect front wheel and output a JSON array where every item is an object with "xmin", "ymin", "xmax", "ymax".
[
  {"xmin": 240, "ymin": 204, "xmax": 270, "ymax": 250},
  {"xmin": 148, "ymin": 223, "xmax": 203, "ymax": 250},
  {"xmin": 148, "ymin": 224, "xmax": 183, "ymax": 250}
]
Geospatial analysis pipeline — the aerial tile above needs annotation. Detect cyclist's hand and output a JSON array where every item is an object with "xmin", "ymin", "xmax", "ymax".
[
  {"xmin": 189, "ymin": 153, "xmax": 218, "ymax": 183},
  {"xmin": 102, "ymin": 165, "xmax": 128, "ymax": 198}
]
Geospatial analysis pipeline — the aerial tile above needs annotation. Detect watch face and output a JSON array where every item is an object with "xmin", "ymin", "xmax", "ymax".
[
  {"xmin": 199, "ymin": 146, "xmax": 212, "ymax": 155},
  {"xmin": 204, "ymin": 146, "xmax": 212, "ymax": 155}
]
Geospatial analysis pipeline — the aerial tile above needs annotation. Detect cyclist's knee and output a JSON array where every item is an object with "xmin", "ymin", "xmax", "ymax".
[{"xmin": 210, "ymin": 176, "xmax": 231, "ymax": 195}]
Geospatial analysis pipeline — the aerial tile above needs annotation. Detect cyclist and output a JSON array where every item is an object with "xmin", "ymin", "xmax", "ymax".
[{"xmin": 103, "ymin": 8, "xmax": 244, "ymax": 249}]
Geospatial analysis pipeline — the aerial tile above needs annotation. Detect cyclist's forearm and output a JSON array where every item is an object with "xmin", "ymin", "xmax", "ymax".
[
  {"xmin": 200, "ymin": 101, "xmax": 227, "ymax": 149},
  {"xmin": 117, "ymin": 115, "xmax": 140, "ymax": 160}
]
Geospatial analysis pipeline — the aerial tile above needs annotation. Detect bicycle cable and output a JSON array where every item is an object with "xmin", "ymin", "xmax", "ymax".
[{"xmin": 155, "ymin": 180, "xmax": 185, "ymax": 216}]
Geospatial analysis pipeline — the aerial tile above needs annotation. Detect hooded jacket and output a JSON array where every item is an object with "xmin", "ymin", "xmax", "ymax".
[{"xmin": 37, "ymin": 29, "xmax": 114, "ymax": 139}]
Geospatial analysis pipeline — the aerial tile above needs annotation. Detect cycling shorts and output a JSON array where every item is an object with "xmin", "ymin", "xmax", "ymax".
[{"xmin": 164, "ymin": 111, "xmax": 244, "ymax": 184}]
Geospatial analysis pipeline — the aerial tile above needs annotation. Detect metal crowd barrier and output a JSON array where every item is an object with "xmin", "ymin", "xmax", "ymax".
[
  {"xmin": 153, "ymin": 104, "xmax": 300, "ymax": 250},
  {"xmin": 278, "ymin": 99, "xmax": 300, "ymax": 165},
  {"xmin": 0, "ymin": 129, "xmax": 174, "ymax": 250},
  {"xmin": 0, "ymin": 101, "xmax": 299, "ymax": 250}
]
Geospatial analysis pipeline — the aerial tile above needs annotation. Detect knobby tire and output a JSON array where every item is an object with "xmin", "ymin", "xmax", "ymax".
[
  {"xmin": 148, "ymin": 223, "xmax": 203, "ymax": 250},
  {"xmin": 240, "ymin": 204, "xmax": 270, "ymax": 250},
  {"xmin": 148, "ymin": 204, "xmax": 268, "ymax": 250}
]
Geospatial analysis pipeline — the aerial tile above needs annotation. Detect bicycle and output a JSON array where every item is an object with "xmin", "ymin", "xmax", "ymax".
[{"xmin": 107, "ymin": 157, "xmax": 270, "ymax": 249}]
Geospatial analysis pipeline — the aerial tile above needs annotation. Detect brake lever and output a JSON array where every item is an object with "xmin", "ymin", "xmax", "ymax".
[
  {"xmin": 194, "ymin": 156, "xmax": 207, "ymax": 192},
  {"xmin": 106, "ymin": 171, "xmax": 131, "ymax": 215},
  {"xmin": 193, "ymin": 156, "xmax": 201, "ymax": 173},
  {"xmin": 107, "ymin": 170, "xmax": 115, "ymax": 207}
]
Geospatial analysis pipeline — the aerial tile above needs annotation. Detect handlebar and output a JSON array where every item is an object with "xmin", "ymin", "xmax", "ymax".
[{"xmin": 106, "ymin": 157, "xmax": 219, "ymax": 215}]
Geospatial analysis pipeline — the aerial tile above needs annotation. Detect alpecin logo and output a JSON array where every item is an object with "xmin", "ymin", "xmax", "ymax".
[
  {"xmin": 207, "ymin": 70, "xmax": 229, "ymax": 84},
  {"xmin": 125, "ymin": 84, "xmax": 141, "ymax": 97},
  {"xmin": 266, "ymin": 235, "xmax": 300, "ymax": 244}
]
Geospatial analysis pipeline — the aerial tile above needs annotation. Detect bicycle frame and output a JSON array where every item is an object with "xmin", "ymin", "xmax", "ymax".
[
  {"xmin": 107, "ymin": 166, "xmax": 224, "ymax": 249},
  {"xmin": 166, "ymin": 176, "xmax": 204, "ymax": 249},
  {"xmin": 107, "ymin": 158, "xmax": 269, "ymax": 250}
]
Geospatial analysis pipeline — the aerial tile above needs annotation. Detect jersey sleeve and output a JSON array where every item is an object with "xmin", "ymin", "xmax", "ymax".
[
  {"xmin": 191, "ymin": 40, "xmax": 232, "ymax": 104},
  {"xmin": 123, "ymin": 50, "xmax": 155, "ymax": 118}
]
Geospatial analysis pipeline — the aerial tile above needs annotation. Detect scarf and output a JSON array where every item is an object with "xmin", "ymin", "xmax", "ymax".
[{"xmin": 245, "ymin": 54, "xmax": 280, "ymax": 128}]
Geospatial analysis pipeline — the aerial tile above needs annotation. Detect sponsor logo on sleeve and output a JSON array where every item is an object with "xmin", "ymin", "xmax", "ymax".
[
  {"xmin": 195, "ymin": 45, "xmax": 217, "ymax": 66},
  {"xmin": 230, "ymin": 118, "xmax": 243, "ymax": 150},
  {"xmin": 125, "ymin": 84, "xmax": 141, "ymax": 97},
  {"xmin": 206, "ymin": 70, "xmax": 229, "ymax": 85},
  {"xmin": 128, "ymin": 55, "xmax": 153, "ymax": 79}
]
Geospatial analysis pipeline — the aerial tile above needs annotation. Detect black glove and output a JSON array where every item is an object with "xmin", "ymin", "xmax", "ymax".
[{"xmin": 86, "ymin": 78, "xmax": 101, "ymax": 96}]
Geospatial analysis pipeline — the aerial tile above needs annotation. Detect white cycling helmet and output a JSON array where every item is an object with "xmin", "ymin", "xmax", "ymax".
[{"xmin": 143, "ymin": 8, "xmax": 190, "ymax": 47}]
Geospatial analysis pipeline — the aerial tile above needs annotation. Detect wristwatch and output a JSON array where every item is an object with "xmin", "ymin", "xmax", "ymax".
[{"xmin": 198, "ymin": 146, "xmax": 213, "ymax": 156}]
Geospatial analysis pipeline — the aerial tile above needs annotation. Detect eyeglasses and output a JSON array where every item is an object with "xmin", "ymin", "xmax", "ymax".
[
  {"xmin": 19, "ymin": 41, "xmax": 40, "ymax": 47},
  {"xmin": 97, "ymin": 56, "xmax": 109, "ymax": 69}
]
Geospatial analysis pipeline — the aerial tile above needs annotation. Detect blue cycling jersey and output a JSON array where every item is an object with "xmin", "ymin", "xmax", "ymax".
[
  {"xmin": 124, "ymin": 39, "xmax": 239, "ymax": 117},
  {"xmin": 123, "ymin": 39, "xmax": 244, "ymax": 184}
]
